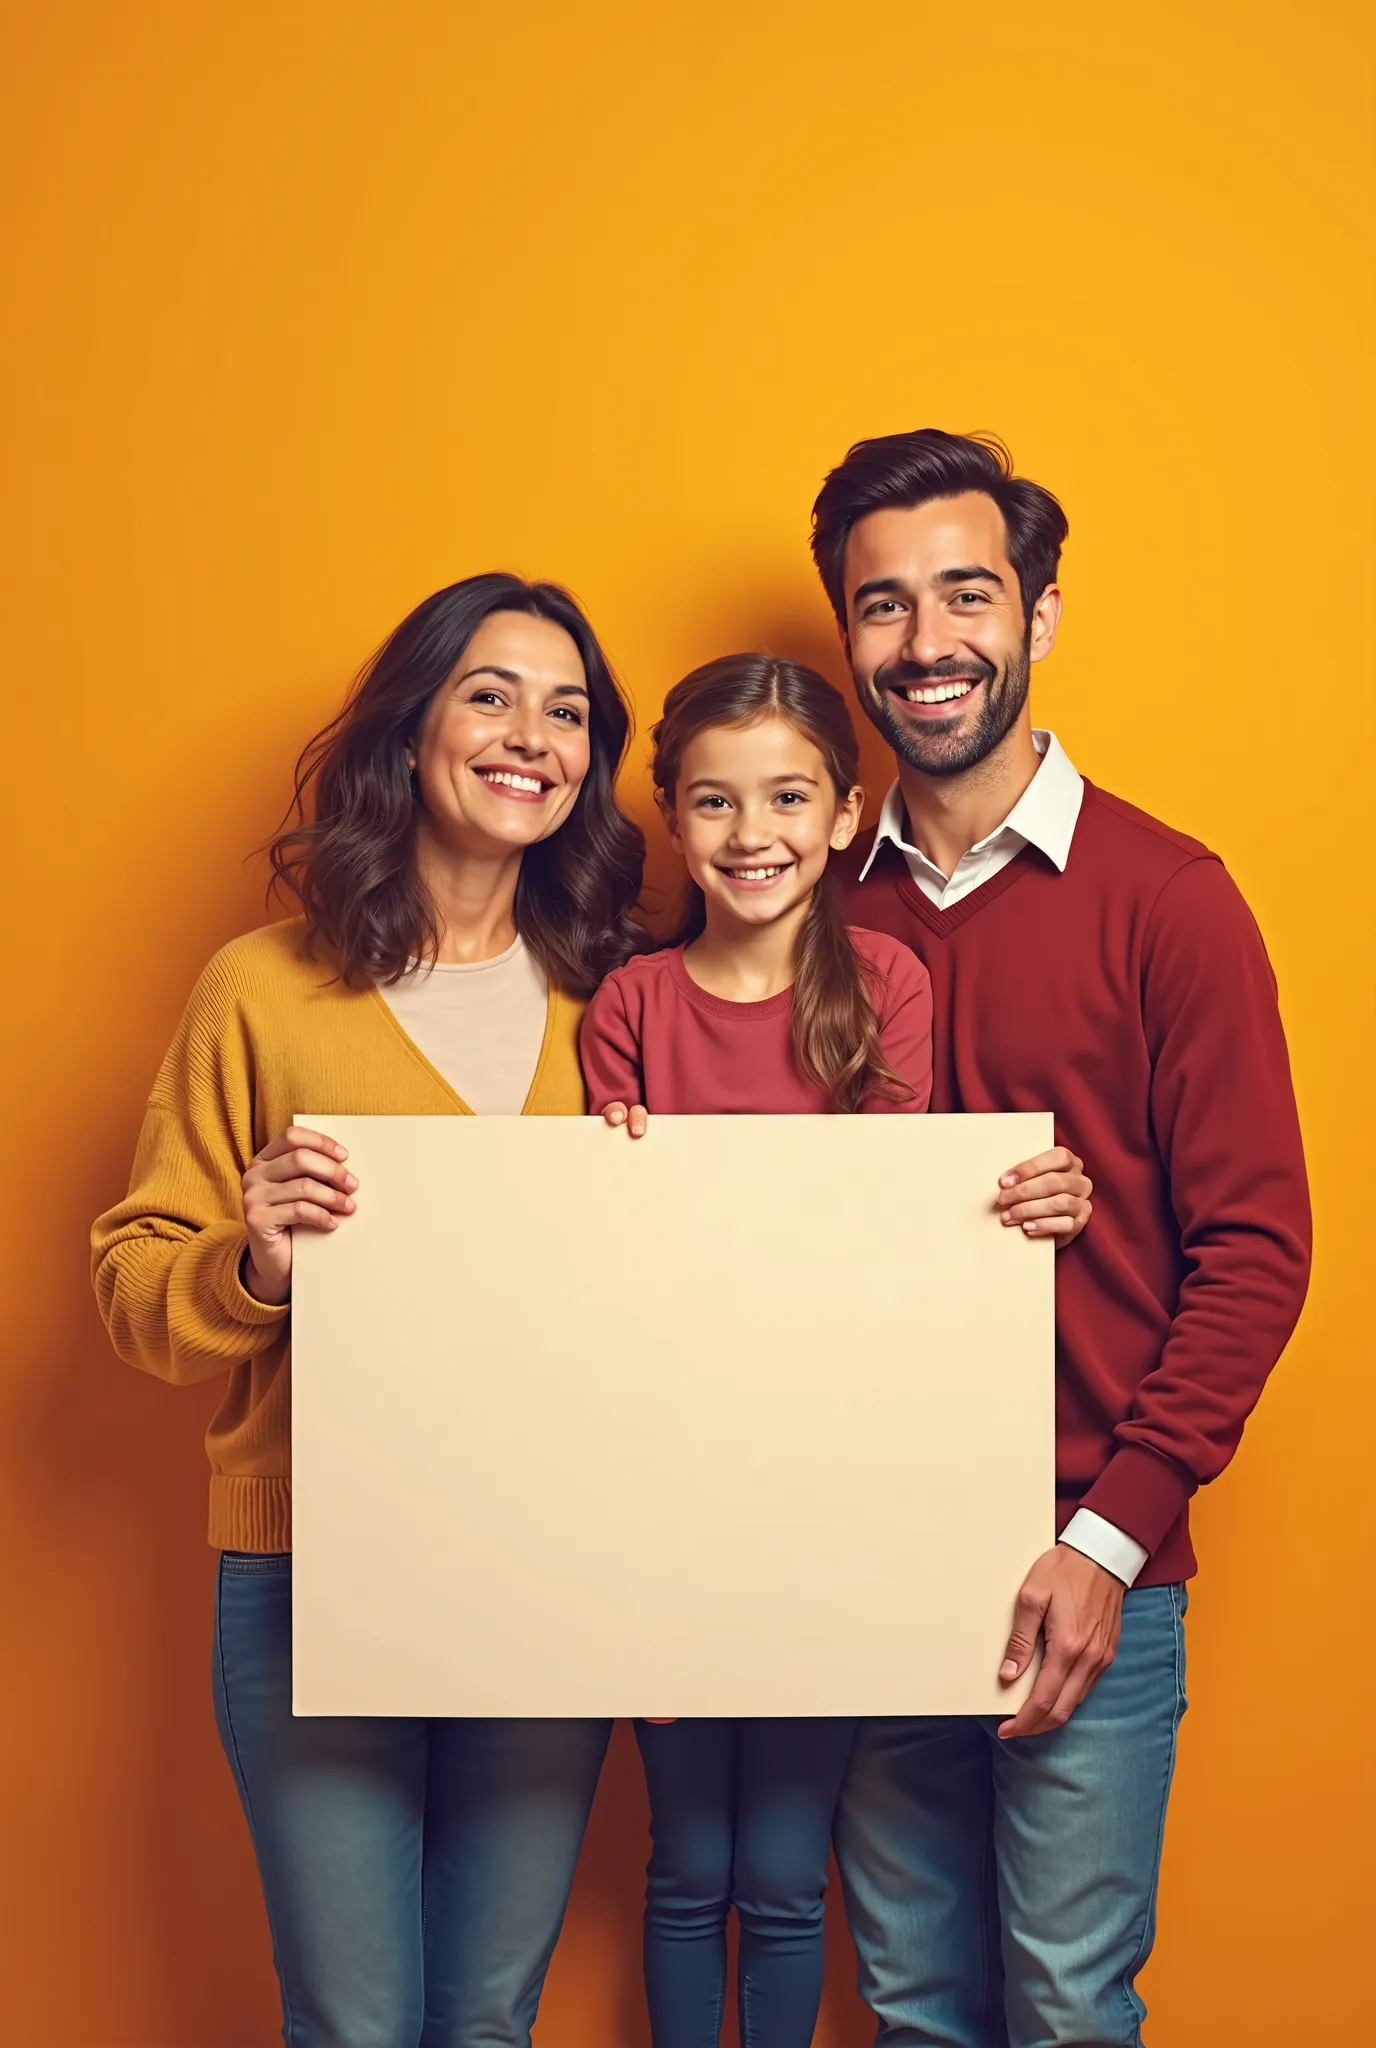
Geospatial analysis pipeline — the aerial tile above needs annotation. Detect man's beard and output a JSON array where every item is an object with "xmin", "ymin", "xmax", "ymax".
[{"xmin": 860, "ymin": 634, "xmax": 1032, "ymax": 778}]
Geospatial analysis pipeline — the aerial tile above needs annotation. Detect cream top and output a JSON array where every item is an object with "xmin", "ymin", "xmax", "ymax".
[{"xmin": 377, "ymin": 934, "xmax": 549, "ymax": 1116}]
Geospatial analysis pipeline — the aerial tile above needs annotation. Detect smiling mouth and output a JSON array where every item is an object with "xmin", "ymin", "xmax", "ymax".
[
  {"xmin": 473, "ymin": 767, "xmax": 555, "ymax": 800},
  {"xmin": 717, "ymin": 862, "xmax": 794, "ymax": 886},
  {"xmin": 893, "ymin": 679, "xmax": 977, "ymax": 706}
]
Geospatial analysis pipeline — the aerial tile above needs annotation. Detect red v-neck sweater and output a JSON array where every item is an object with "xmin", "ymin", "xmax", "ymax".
[{"xmin": 833, "ymin": 781, "xmax": 1310, "ymax": 1585}]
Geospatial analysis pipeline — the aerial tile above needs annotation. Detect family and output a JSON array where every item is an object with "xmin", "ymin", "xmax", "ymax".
[{"xmin": 90, "ymin": 429, "xmax": 1311, "ymax": 2048}]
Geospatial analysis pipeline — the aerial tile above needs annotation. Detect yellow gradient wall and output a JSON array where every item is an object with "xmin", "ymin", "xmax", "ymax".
[{"xmin": 1, "ymin": 4, "xmax": 1371, "ymax": 2042}]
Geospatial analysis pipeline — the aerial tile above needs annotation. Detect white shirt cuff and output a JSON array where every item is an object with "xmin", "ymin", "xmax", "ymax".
[{"xmin": 1059, "ymin": 1509, "xmax": 1149, "ymax": 1587}]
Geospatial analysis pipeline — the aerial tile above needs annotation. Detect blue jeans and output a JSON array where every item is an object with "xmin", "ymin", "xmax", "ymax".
[
  {"xmin": 635, "ymin": 1716, "xmax": 858, "ymax": 2048},
  {"xmin": 212, "ymin": 1552, "xmax": 611, "ymax": 2048},
  {"xmin": 834, "ymin": 1584, "xmax": 1188, "ymax": 2048}
]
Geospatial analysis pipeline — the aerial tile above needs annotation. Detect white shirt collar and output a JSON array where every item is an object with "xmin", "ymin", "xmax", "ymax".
[{"xmin": 859, "ymin": 729, "xmax": 1084, "ymax": 883}]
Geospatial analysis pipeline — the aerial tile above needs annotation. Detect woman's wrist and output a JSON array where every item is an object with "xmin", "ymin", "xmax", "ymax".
[{"xmin": 241, "ymin": 1248, "xmax": 290, "ymax": 1307}]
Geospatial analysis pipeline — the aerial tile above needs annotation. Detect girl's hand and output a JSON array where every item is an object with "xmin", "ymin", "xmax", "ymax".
[
  {"xmin": 240, "ymin": 1125, "xmax": 357, "ymax": 1305},
  {"xmin": 996, "ymin": 1147, "xmax": 1092, "ymax": 1247},
  {"xmin": 600, "ymin": 1101, "xmax": 648, "ymax": 1139}
]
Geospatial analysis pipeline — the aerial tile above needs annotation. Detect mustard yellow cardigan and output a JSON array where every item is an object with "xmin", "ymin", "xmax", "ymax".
[{"xmin": 91, "ymin": 917, "xmax": 588, "ymax": 1551}]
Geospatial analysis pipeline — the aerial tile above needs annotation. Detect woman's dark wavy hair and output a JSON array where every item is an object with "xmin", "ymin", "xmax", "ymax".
[
  {"xmin": 268, "ymin": 573, "xmax": 645, "ymax": 995},
  {"xmin": 652, "ymin": 654, "xmax": 912, "ymax": 1113}
]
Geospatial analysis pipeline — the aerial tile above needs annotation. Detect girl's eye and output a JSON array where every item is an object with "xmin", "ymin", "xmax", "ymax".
[
  {"xmin": 696, "ymin": 795, "xmax": 729, "ymax": 811},
  {"xmin": 775, "ymin": 791, "xmax": 806, "ymax": 806}
]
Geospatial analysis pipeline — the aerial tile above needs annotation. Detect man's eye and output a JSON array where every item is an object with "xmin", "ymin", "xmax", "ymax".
[
  {"xmin": 863, "ymin": 599, "xmax": 901, "ymax": 619},
  {"xmin": 953, "ymin": 591, "xmax": 989, "ymax": 606}
]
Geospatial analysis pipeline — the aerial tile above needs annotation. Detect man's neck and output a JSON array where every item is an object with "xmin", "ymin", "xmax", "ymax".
[{"xmin": 895, "ymin": 717, "xmax": 1041, "ymax": 880}]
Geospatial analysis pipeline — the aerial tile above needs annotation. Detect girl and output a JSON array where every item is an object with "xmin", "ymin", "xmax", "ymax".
[
  {"xmin": 91, "ymin": 573, "xmax": 645, "ymax": 2048},
  {"xmin": 579, "ymin": 653, "xmax": 1091, "ymax": 2048}
]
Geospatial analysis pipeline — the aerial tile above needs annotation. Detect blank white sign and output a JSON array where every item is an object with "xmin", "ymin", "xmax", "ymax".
[{"xmin": 291, "ymin": 1112, "xmax": 1054, "ymax": 1718}]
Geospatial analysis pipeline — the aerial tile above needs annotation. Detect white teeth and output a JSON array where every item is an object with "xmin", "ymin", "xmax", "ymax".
[
  {"xmin": 724, "ymin": 865, "xmax": 787, "ymax": 880},
  {"xmin": 479, "ymin": 770, "xmax": 548, "ymax": 793},
  {"xmin": 904, "ymin": 681, "xmax": 975, "ymax": 704}
]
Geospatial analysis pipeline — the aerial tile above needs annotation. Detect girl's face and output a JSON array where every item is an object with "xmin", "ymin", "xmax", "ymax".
[
  {"xmin": 410, "ymin": 612, "xmax": 593, "ymax": 860},
  {"xmin": 662, "ymin": 713, "xmax": 862, "ymax": 931}
]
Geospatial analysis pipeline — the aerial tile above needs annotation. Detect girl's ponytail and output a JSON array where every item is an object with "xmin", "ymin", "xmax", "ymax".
[{"xmin": 652, "ymin": 653, "xmax": 913, "ymax": 1112}]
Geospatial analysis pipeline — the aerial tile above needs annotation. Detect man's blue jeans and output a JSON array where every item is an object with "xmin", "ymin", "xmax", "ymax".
[
  {"xmin": 212, "ymin": 1552, "xmax": 611, "ymax": 2048},
  {"xmin": 834, "ymin": 1583, "xmax": 1188, "ymax": 2048}
]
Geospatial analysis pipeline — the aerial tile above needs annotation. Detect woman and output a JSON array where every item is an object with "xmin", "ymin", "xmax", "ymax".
[{"xmin": 91, "ymin": 573, "xmax": 645, "ymax": 2048}]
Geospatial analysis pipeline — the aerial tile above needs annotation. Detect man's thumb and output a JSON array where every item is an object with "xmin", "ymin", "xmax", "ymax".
[{"xmin": 1000, "ymin": 1587, "xmax": 1047, "ymax": 1682}]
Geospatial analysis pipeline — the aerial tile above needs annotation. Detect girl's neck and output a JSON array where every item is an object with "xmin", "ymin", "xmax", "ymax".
[
  {"xmin": 682, "ymin": 893, "xmax": 811, "ymax": 1002},
  {"xmin": 415, "ymin": 828, "xmax": 523, "ymax": 964}
]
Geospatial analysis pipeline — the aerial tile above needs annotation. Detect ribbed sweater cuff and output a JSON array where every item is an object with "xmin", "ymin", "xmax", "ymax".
[
  {"xmin": 1078, "ymin": 1443, "xmax": 1197, "ymax": 1558},
  {"xmin": 196, "ymin": 1221, "xmax": 292, "ymax": 1330}
]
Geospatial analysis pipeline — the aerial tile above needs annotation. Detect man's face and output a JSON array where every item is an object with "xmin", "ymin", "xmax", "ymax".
[{"xmin": 841, "ymin": 492, "xmax": 1059, "ymax": 778}]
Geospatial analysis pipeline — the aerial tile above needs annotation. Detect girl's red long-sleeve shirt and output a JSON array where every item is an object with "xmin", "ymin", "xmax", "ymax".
[
  {"xmin": 580, "ymin": 927, "xmax": 933, "ymax": 1118},
  {"xmin": 832, "ymin": 781, "xmax": 1312, "ymax": 1584}
]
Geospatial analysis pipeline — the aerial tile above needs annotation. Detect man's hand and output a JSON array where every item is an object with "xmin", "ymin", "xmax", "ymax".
[
  {"xmin": 997, "ymin": 1147, "xmax": 1092, "ymax": 1245},
  {"xmin": 997, "ymin": 1544, "xmax": 1125, "ymax": 1740}
]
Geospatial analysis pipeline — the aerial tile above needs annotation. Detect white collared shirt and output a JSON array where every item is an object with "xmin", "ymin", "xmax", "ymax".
[
  {"xmin": 860, "ymin": 728, "xmax": 1084, "ymax": 903},
  {"xmin": 865, "ymin": 729, "xmax": 1147, "ymax": 1588}
]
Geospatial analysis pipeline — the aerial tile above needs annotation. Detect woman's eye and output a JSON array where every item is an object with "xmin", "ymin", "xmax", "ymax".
[
  {"xmin": 550, "ymin": 705, "xmax": 584, "ymax": 725},
  {"xmin": 470, "ymin": 689, "xmax": 506, "ymax": 707}
]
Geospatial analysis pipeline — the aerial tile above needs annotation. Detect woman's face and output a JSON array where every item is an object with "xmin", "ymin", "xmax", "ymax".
[{"xmin": 410, "ymin": 611, "xmax": 593, "ymax": 859}]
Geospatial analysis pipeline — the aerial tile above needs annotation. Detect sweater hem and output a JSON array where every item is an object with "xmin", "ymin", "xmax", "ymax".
[
  {"xmin": 208, "ymin": 1474, "xmax": 292, "ymax": 1553},
  {"xmin": 1055, "ymin": 1495, "xmax": 1196, "ymax": 1585}
]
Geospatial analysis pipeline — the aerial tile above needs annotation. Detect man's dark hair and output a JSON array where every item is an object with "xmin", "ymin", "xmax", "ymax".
[{"xmin": 810, "ymin": 428, "xmax": 1069, "ymax": 627}]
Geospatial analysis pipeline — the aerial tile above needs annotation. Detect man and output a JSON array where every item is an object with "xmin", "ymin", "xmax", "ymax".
[{"xmin": 813, "ymin": 429, "xmax": 1311, "ymax": 2046}]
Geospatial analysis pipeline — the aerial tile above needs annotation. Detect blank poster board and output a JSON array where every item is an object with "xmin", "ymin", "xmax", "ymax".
[{"xmin": 291, "ymin": 1113, "xmax": 1054, "ymax": 1718}]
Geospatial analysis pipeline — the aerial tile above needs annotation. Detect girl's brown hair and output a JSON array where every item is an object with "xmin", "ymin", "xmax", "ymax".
[
  {"xmin": 652, "ymin": 653, "xmax": 911, "ymax": 1113},
  {"xmin": 268, "ymin": 572, "xmax": 645, "ymax": 995}
]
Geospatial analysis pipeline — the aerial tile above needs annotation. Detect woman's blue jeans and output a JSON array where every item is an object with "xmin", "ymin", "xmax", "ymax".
[
  {"xmin": 634, "ymin": 1716, "xmax": 858, "ymax": 2048},
  {"xmin": 212, "ymin": 1552, "xmax": 611, "ymax": 2048}
]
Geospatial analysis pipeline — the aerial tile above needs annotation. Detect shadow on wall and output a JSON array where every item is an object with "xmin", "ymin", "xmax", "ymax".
[{"xmin": 14, "ymin": 584, "xmax": 879, "ymax": 2046}]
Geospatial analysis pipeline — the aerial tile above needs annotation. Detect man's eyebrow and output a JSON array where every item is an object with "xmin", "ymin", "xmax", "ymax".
[
  {"xmin": 850, "ymin": 577, "xmax": 908, "ymax": 608},
  {"xmin": 850, "ymin": 566, "xmax": 1006, "ymax": 608},
  {"xmin": 456, "ymin": 664, "xmax": 589, "ymax": 697},
  {"xmin": 935, "ymin": 565, "xmax": 1004, "ymax": 588}
]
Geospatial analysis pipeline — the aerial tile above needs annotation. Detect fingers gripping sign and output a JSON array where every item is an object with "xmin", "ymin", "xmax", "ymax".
[
  {"xmin": 997, "ymin": 1145, "xmax": 1093, "ymax": 1245},
  {"xmin": 997, "ymin": 1545, "xmax": 1125, "ymax": 1740},
  {"xmin": 240, "ymin": 1125, "xmax": 358, "ymax": 1305},
  {"xmin": 600, "ymin": 1101, "xmax": 649, "ymax": 1139}
]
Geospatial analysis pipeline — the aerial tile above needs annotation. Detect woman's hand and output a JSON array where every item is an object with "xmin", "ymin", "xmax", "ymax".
[
  {"xmin": 996, "ymin": 1147, "xmax": 1092, "ymax": 1247},
  {"xmin": 240, "ymin": 1125, "xmax": 357, "ymax": 1305},
  {"xmin": 600, "ymin": 1101, "xmax": 648, "ymax": 1139}
]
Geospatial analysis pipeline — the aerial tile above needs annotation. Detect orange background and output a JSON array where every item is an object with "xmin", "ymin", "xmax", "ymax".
[{"xmin": 2, "ymin": 3, "xmax": 1372, "ymax": 2042}]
